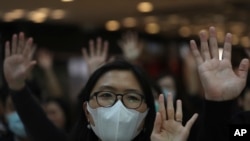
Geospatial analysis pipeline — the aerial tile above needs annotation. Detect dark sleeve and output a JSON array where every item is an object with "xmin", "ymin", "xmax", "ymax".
[
  {"xmin": 196, "ymin": 100, "xmax": 235, "ymax": 141},
  {"xmin": 10, "ymin": 86, "xmax": 68, "ymax": 141}
]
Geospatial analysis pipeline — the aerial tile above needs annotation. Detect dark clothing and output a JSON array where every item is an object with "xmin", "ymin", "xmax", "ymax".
[
  {"xmin": 9, "ymin": 86, "xmax": 68, "ymax": 141},
  {"xmin": 9, "ymin": 86, "xmax": 250, "ymax": 141}
]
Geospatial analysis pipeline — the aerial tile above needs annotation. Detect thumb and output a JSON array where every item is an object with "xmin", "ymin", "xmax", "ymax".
[
  {"xmin": 237, "ymin": 58, "xmax": 249, "ymax": 80},
  {"xmin": 185, "ymin": 113, "xmax": 198, "ymax": 131}
]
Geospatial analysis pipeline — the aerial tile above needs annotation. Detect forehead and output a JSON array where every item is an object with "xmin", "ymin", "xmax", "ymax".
[{"xmin": 91, "ymin": 70, "xmax": 142, "ymax": 93}]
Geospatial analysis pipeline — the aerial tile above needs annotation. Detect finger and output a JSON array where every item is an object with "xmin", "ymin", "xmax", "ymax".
[
  {"xmin": 102, "ymin": 40, "xmax": 109, "ymax": 59},
  {"xmin": 237, "ymin": 58, "xmax": 249, "ymax": 80},
  {"xmin": 23, "ymin": 37, "xmax": 33, "ymax": 59},
  {"xmin": 82, "ymin": 48, "xmax": 89, "ymax": 60},
  {"xmin": 185, "ymin": 113, "xmax": 198, "ymax": 131},
  {"xmin": 5, "ymin": 41, "xmax": 10, "ymax": 58},
  {"xmin": 89, "ymin": 40, "xmax": 95, "ymax": 57},
  {"xmin": 17, "ymin": 32, "xmax": 25, "ymax": 54},
  {"xmin": 190, "ymin": 40, "xmax": 203, "ymax": 65},
  {"xmin": 209, "ymin": 27, "xmax": 219, "ymax": 59},
  {"xmin": 175, "ymin": 99, "xmax": 183, "ymax": 123},
  {"xmin": 26, "ymin": 60, "xmax": 37, "ymax": 74},
  {"xmin": 158, "ymin": 94, "xmax": 166, "ymax": 121},
  {"xmin": 28, "ymin": 45, "xmax": 37, "ymax": 61},
  {"xmin": 199, "ymin": 31, "xmax": 211, "ymax": 61},
  {"xmin": 167, "ymin": 93, "xmax": 175, "ymax": 120},
  {"xmin": 152, "ymin": 112, "xmax": 162, "ymax": 133},
  {"xmin": 11, "ymin": 34, "xmax": 18, "ymax": 54},
  {"xmin": 222, "ymin": 33, "xmax": 232, "ymax": 61},
  {"xmin": 96, "ymin": 37, "xmax": 102, "ymax": 56}
]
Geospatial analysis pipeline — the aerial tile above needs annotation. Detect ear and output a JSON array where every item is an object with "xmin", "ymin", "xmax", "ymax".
[{"xmin": 83, "ymin": 101, "xmax": 90, "ymax": 121}]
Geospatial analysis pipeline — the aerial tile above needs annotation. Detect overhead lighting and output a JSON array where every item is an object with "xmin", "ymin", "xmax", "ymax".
[
  {"xmin": 145, "ymin": 23, "xmax": 160, "ymax": 34},
  {"xmin": 61, "ymin": 0, "xmax": 74, "ymax": 2},
  {"xmin": 240, "ymin": 36, "xmax": 250, "ymax": 48},
  {"xmin": 232, "ymin": 34, "xmax": 239, "ymax": 45},
  {"xmin": 122, "ymin": 17, "xmax": 137, "ymax": 28},
  {"xmin": 3, "ymin": 9, "xmax": 25, "ymax": 22},
  {"xmin": 105, "ymin": 20, "xmax": 120, "ymax": 31},
  {"xmin": 137, "ymin": 2, "xmax": 153, "ymax": 13},
  {"xmin": 28, "ymin": 11, "xmax": 47, "ymax": 23},
  {"xmin": 51, "ymin": 9, "xmax": 65, "ymax": 20},
  {"xmin": 179, "ymin": 26, "xmax": 191, "ymax": 37}
]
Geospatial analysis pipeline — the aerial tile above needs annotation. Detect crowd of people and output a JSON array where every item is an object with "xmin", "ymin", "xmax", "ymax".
[{"xmin": 0, "ymin": 26, "xmax": 249, "ymax": 141}]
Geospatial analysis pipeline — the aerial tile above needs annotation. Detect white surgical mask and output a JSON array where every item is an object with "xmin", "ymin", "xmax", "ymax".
[{"xmin": 87, "ymin": 100, "xmax": 148, "ymax": 141}]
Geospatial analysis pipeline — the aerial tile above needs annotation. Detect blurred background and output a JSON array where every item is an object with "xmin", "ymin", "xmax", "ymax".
[{"xmin": 0, "ymin": 0, "xmax": 250, "ymax": 104}]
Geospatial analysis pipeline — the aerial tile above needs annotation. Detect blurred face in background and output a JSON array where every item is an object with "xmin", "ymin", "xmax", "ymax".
[
  {"xmin": 157, "ymin": 75, "xmax": 176, "ymax": 97},
  {"xmin": 43, "ymin": 101, "xmax": 66, "ymax": 130}
]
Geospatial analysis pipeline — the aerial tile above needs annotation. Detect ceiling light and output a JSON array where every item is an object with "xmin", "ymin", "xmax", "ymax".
[
  {"xmin": 28, "ymin": 11, "xmax": 47, "ymax": 23},
  {"xmin": 105, "ymin": 20, "xmax": 120, "ymax": 31},
  {"xmin": 179, "ymin": 26, "xmax": 191, "ymax": 37},
  {"xmin": 122, "ymin": 17, "xmax": 137, "ymax": 28},
  {"xmin": 145, "ymin": 23, "xmax": 160, "ymax": 34},
  {"xmin": 232, "ymin": 34, "xmax": 239, "ymax": 45},
  {"xmin": 51, "ymin": 9, "xmax": 65, "ymax": 20},
  {"xmin": 61, "ymin": 0, "xmax": 74, "ymax": 2},
  {"xmin": 240, "ymin": 36, "xmax": 250, "ymax": 48},
  {"xmin": 137, "ymin": 2, "xmax": 153, "ymax": 13}
]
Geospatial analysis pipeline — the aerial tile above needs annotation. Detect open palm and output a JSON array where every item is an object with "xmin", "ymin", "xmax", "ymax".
[
  {"xmin": 151, "ymin": 94, "xmax": 198, "ymax": 141},
  {"xmin": 4, "ymin": 33, "xmax": 36, "ymax": 90},
  {"xmin": 190, "ymin": 27, "xmax": 249, "ymax": 101},
  {"xmin": 82, "ymin": 37, "xmax": 109, "ymax": 75}
]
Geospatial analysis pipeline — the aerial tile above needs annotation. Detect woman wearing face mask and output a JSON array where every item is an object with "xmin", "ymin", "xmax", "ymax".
[
  {"xmin": 3, "ymin": 32, "xmax": 197, "ymax": 141},
  {"xmin": 3, "ymin": 93, "xmax": 29, "ymax": 141}
]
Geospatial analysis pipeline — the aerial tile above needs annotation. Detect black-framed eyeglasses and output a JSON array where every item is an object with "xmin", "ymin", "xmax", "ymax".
[{"xmin": 89, "ymin": 91, "xmax": 145, "ymax": 109}]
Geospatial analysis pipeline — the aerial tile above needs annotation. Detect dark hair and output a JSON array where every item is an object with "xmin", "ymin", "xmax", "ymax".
[{"xmin": 70, "ymin": 60, "xmax": 156, "ymax": 141}]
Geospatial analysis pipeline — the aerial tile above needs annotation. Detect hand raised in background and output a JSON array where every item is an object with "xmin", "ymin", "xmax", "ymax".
[
  {"xmin": 118, "ymin": 32, "xmax": 143, "ymax": 62},
  {"xmin": 190, "ymin": 26, "xmax": 249, "ymax": 101},
  {"xmin": 82, "ymin": 37, "xmax": 109, "ymax": 75},
  {"xmin": 151, "ymin": 94, "xmax": 198, "ymax": 141},
  {"xmin": 4, "ymin": 32, "xmax": 37, "ymax": 90}
]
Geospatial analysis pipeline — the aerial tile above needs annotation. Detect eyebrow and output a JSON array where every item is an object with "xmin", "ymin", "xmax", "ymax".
[
  {"xmin": 97, "ymin": 85, "xmax": 117, "ymax": 91},
  {"xmin": 97, "ymin": 86, "xmax": 143, "ymax": 94}
]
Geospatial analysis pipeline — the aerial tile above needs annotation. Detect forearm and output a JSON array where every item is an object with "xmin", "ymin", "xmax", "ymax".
[
  {"xmin": 197, "ymin": 99, "xmax": 234, "ymax": 141},
  {"xmin": 44, "ymin": 68, "xmax": 63, "ymax": 98},
  {"xmin": 10, "ymin": 86, "xmax": 68, "ymax": 141}
]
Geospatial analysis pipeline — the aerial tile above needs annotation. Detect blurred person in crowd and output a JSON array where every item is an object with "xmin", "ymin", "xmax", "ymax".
[
  {"xmin": 118, "ymin": 32, "xmax": 144, "ymax": 65},
  {"xmin": 42, "ymin": 98, "xmax": 72, "ymax": 133},
  {"xmin": 36, "ymin": 48, "xmax": 63, "ymax": 98},
  {"xmin": 82, "ymin": 37, "xmax": 109, "ymax": 77},
  {"xmin": 3, "ymin": 32, "xmax": 198, "ymax": 141}
]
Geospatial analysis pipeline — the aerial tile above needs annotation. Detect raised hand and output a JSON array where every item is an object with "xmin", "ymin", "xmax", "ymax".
[
  {"xmin": 82, "ymin": 37, "xmax": 109, "ymax": 75},
  {"xmin": 190, "ymin": 26, "xmax": 249, "ymax": 101},
  {"xmin": 151, "ymin": 94, "xmax": 198, "ymax": 141},
  {"xmin": 118, "ymin": 32, "xmax": 143, "ymax": 62},
  {"xmin": 4, "ymin": 32, "xmax": 36, "ymax": 90}
]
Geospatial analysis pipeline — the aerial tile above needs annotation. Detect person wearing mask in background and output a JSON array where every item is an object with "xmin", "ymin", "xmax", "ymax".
[{"xmin": 3, "ymin": 32, "xmax": 198, "ymax": 141}]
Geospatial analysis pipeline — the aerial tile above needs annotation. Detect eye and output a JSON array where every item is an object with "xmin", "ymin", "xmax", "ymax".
[
  {"xmin": 125, "ymin": 93, "xmax": 141, "ymax": 102},
  {"xmin": 98, "ymin": 92, "xmax": 114, "ymax": 99}
]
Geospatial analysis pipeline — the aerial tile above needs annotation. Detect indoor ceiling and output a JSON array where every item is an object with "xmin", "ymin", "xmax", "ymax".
[{"xmin": 0, "ymin": 0, "xmax": 250, "ymax": 40}]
